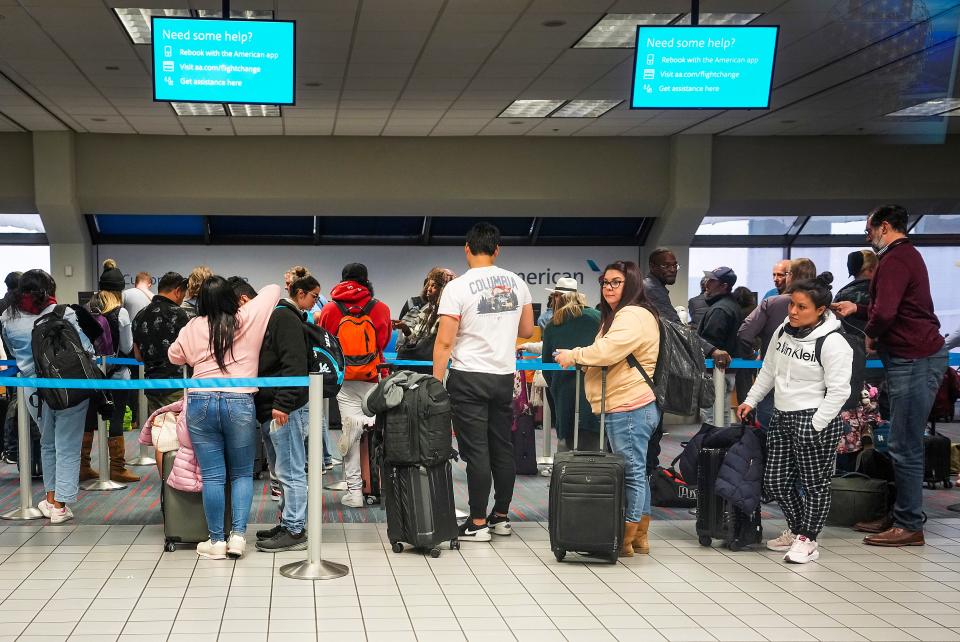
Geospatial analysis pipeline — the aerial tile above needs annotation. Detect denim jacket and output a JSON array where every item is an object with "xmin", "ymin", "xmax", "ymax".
[{"xmin": 0, "ymin": 304, "xmax": 94, "ymax": 378}]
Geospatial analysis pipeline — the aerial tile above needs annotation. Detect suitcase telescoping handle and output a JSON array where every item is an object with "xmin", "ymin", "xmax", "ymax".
[{"xmin": 572, "ymin": 366, "xmax": 606, "ymax": 454}]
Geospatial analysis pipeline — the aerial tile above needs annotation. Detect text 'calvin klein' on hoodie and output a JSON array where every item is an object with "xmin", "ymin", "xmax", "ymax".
[{"xmin": 744, "ymin": 311, "xmax": 853, "ymax": 431}]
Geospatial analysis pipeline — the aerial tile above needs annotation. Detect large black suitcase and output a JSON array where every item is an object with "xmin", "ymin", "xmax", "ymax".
[
  {"xmin": 549, "ymin": 368, "xmax": 625, "ymax": 564},
  {"xmin": 695, "ymin": 447, "xmax": 762, "ymax": 551},
  {"xmin": 924, "ymin": 426, "xmax": 953, "ymax": 489},
  {"xmin": 384, "ymin": 460, "xmax": 459, "ymax": 558}
]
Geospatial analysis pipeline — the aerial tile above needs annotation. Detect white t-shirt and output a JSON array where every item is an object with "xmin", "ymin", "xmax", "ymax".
[{"xmin": 437, "ymin": 265, "xmax": 532, "ymax": 375}]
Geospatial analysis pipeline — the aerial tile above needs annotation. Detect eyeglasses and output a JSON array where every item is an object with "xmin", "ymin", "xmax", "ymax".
[
  {"xmin": 656, "ymin": 262, "xmax": 680, "ymax": 270},
  {"xmin": 599, "ymin": 278, "xmax": 624, "ymax": 290}
]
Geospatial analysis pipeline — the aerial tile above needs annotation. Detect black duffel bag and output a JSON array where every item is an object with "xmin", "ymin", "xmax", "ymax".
[
  {"xmin": 826, "ymin": 472, "xmax": 889, "ymax": 527},
  {"xmin": 650, "ymin": 455, "xmax": 697, "ymax": 508}
]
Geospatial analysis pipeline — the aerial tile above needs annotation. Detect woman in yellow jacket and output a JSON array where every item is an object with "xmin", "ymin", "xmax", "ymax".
[{"xmin": 555, "ymin": 260, "xmax": 661, "ymax": 556}]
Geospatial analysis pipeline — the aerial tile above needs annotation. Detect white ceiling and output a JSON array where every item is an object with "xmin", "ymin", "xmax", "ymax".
[{"xmin": 0, "ymin": 0, "xmax": 957, "ymax": 136}]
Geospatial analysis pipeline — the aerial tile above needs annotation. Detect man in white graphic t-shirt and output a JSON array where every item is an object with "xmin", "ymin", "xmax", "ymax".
[{"xmin": 434, "ymin": 222, "xmax": 535, "ymax": 542}]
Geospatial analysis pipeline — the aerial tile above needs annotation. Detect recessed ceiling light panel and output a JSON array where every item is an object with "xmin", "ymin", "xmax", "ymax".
[
  {"xmin": 675, "ymin": 13, "xmax": 762, "ymax": 26},
  {"xmin": 498, "ymin": 100, "xmax": 566, "ymax": 118},
  {"xmin": 573, "ymin": 13, "xmax": 680, "ymax": 48},
  {"xmin": 195, "ymin": 9, "xmax": 274, "ymax": 20},
  {"xmin": 113, "ymin": 8, "xmax": 190, "ymax": 44},
  {"xmin": 887, "ymin": 98, "xmax": 960, "ymax": 116},
  {"xmin": 550, "ymin": 99, "xmax": 622, "ymax": 118},
  {"xmin": 172, "ymin": 102, "xmax": 227, "ymax": 116},
  {"xmin": 228, "ymin": 104, "xmax": 281, "ymax": 117}
]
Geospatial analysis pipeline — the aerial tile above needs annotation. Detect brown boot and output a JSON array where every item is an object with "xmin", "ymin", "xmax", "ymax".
[
  {"xmin": 620, "ymin": 522, "xmax": 639, "ymax": 557},
  {"xmin": 79, "ymin": 432, "xmax": 98, "ymax": 481},
  {"xmin": 633, "ymin": 515, "xmax": 650, "ymax": 554},
  {"xmin": 109, "ymin": 436, "xmax": 140, "ymax": 483}
]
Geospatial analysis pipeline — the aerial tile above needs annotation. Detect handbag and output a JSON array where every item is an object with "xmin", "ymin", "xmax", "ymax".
[
  {"xmin": 825, "ymin": 472, "xmax": 889, "ymax": 527},
  {"xmin": 151, "ymin": 411, "xmax": 180, "ymax": 454},
  {"xmin": 650, "ymin": 455, "xmax": 697, "ymax": 508}
]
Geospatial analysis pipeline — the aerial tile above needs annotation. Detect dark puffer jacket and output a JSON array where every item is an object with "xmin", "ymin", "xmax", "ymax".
[{"xmin": 709, "ymin": 428, "xmax": 764, "ymax": 513}]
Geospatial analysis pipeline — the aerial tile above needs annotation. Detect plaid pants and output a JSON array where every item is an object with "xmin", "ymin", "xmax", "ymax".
[{"xmin": 764, "ymin": 409, "xmax": 843, "ymax": 541}]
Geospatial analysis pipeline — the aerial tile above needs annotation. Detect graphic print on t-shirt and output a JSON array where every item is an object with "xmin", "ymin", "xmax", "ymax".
[{"xmin": 473, "ymin": 274, "xmax": 520, "ymax": 314}]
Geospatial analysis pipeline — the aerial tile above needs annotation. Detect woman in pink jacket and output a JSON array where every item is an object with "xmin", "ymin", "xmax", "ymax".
[{"xmin": 169, "ymin": 276, "xmax": 281, "ymax": 559}]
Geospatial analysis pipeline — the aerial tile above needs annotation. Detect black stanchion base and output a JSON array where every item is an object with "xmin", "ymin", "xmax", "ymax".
[{"xmin": 947, "ymin": 503, "xmax": 960, "ymax": 513}]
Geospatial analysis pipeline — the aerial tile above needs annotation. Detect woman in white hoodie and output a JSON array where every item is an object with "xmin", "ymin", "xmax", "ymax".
[{"xmin": 737, "ymin": 273, "xmax": 852, "ymax": 564}]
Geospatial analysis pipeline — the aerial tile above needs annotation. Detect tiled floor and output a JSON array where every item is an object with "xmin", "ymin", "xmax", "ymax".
[{"xmin": 3, "ymin": 519, "xmax": 960, "ymax": 642}]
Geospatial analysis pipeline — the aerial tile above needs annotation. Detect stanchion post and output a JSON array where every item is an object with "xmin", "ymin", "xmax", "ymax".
[
  {"xmin": 280, "ymin": 373, "xmax": 349, "ymax": 580},
  {"xmin": 126, "ymin": 364, "xmax": 156, "ymax": 467},
  {"xmin": 81, "ymin": 361, "xmax": 126, "ymax": 491},
  {"xmin": 537, "ymin": 371, "xmax": 553, "ymax": 475},
  {"xmin": 1, "ymin": 380, "xmax": 43, "ymax": 520},
  {"xmin": 713, "ymin": 364, "xmax": 725, "ymax": 427}
]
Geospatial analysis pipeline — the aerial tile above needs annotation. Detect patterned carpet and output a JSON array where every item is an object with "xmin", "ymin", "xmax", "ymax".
[{"xmin": 0, "ymin": 422, "xmax": 958, "ymax": 525}]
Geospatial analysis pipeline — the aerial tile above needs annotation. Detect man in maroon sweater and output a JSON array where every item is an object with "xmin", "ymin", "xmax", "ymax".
[{"xmin": 834, "ymin": 205, "xmax": 947, "ymax": 547}]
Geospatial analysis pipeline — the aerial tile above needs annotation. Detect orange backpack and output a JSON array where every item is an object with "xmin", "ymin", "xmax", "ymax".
[{"xmin": 334, "ymin": 299, "xmax": 381, "ymax": 381}]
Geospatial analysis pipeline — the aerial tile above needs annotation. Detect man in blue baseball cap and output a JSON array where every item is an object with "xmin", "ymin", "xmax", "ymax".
[{"xmin": 697, "ymin": 266, "xmax": 742, "ymax": 426}]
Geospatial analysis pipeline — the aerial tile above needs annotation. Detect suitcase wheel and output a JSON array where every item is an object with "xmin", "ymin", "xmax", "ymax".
[
  {"xmin": 698, "ymin": 535, "xmax": 712, "ymax": 547},
  {"xmin": 947, "ymin": 480, "xmax": 954, "ymax": 489},
  {"xmin": 391, "ymin": 542, "xmax": 404, "ymax": 554},
  {"xmin": 430, "ymin": 547, "xmax": 442, "ymax": 559},
  {"xmin": 450, "ymin": 540, "xmax": 460, "ymax": 551},
  {"xmin": 164, "ymin": 541, "xmax": 177, "ymax": 553},
  {"xmin": 554, "ymin": 549, "xmax": 566, "ymax": 562},
  {"xmin": 607, "ymin": 552, "xmax": 618, "ymax": 564},
  {"xmin": 365, "ymin": 495, "xmax": 379, "ymax": 506}
]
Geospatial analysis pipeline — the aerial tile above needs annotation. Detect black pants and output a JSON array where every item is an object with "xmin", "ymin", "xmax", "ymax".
[
  {"xmin": 646, "ymin": 418, "xmax": 663, "ymax": 474},
  {"xmin": 447, "ymin": 370, "xmax": 515, "ymax": 520},
  {"xmin": 85, "ymin": 389, "xmax": 129, "ymax": 438}
]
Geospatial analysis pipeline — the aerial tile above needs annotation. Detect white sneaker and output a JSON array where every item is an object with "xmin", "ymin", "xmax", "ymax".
[
  {"xmin": 227, "ymin": 533, "xmax": 246, "ymax": 559},
  {"xmin": 783, "ymin": 535, "xmax": 819, "ymax": 564},
  {"xmin": 49, "ymin": 504, "xmax": 73, "ymax": 524},
  {"xmin": 458, "ymin": 521, "xmax": 492, "ymax": 542},
  {"xmin": 341, "ymin": 491, "xmax": 364, "ymax": 508},
  {"xmin": 767, "ymin": 529, "xmax": 797, "ymax": 552},
  {"xmin": 196, "ymin": 539, "xmax": 227, "ymax": 560},
  {"xmin": 37, "ymin": 500, "xmax": 53, "ymax": 518}
]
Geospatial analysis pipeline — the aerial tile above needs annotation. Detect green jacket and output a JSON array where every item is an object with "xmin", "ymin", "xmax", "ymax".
[{"xmin": 542, "ymin": 307, "xmax": 601, "ymax": 438}]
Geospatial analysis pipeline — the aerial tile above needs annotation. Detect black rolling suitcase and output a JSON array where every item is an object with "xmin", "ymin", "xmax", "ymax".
[
  {"xmin": 695, "ymin": 447, "xmax": 762, "ymax": 551},
  {"xmin": 549, "ymin": 368, "xmax": 625, "ymax": 563},
  {"xmin": 385, "ymin": 460, "xmax": 459, "ymax": 558},
  {"xmin": 924, "ymin": 425, "xmax": 953, "ymax": 489}
]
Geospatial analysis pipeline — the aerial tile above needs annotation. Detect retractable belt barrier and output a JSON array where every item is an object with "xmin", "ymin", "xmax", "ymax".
[{"xmin": 0, "ymin": 350, "xmax": 956, "ymax": 570}]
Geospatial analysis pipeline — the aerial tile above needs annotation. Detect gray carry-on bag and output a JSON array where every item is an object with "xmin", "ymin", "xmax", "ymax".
[{"xmin": 161, "ymin": 450, "xmax": 231, "ymax": 552}]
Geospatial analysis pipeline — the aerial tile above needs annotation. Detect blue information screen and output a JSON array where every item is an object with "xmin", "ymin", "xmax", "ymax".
[
  {"xmin": 631, "ymin": 26, "xmax": 778, "ymax": 109},
  {"xmin": 152, "ymin": 17, "xmax": 295, "ymax": 105}
]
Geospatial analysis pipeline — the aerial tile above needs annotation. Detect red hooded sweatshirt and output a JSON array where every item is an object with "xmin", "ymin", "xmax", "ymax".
[{"xmin": 318, "ymin": 280, "xmax": 392, "ymax": 356}]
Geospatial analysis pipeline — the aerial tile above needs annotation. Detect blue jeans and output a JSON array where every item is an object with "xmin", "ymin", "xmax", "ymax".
[
  {"xmin": 25, "ymin": 388, "xmax": 88, "ymax": 504},
  {"xmin": 187, "ymin": 392, "xmax": 257, "ymax": 542},
  {"xmin": 604, "ymin": 401, "xmax": 661, "ymax": 522},
  {"xmin": 883, "ymin": 347, "xmax": 949, "ymax": 531},
  {"xmin": 321, "ymin": 409, "xmax": 333, "ymax": 466},
  {"xmin": 260, "ymin": 407, "xmax": 309, "ymax": 533}
]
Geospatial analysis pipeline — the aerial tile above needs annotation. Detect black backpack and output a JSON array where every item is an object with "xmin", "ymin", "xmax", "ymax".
[
  {"xmin": 629, "ymin": 319, "xmax": 714, "ymax": 416},
  {"xmin": 31, "ymin": 305, "xmax": 108, "ymax": 411},
  {"xmin": 376, "ymin": 373, "xmax": 454, "ymax": 468},
  {"xmin": 303, "ymin": 322, "xmax": 345, "ymax": 398},
  {"xmin": 776, "ymin": 326, "xmax": 866, "ymax": 411}
]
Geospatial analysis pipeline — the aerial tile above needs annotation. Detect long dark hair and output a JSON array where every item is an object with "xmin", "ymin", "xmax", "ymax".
[
  {"xmin": 196, "ymin": 275, "xmax": 240, "ymax": 372},
  {"xmin": 10, "ymin": 269, "xmax": 56, "ymax": 319},
  {"xmin": 598, "ymin": 260, "xmax": 657, "ymax": 335}
]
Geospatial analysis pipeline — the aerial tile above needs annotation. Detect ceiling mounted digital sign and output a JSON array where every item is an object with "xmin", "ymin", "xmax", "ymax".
[
  {"xmin": 152, "ymin": 17, "xmax": 295, "ymax": 105},
  {"xmin": 631, "ymin": 25, "xmax": 779, "ymax": 110}
]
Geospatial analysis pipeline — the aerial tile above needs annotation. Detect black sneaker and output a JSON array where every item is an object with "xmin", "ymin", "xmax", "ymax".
[
  {"xmin": 256, "ymin": 528, "xmax": 307, "ymax": 552},
  {"xmin": 486, "ymin": 513, "xmax": 512, "ymax": 536},
  {"xmin": 2, "ymin": 452, "xmax": 16, "ymax": 465},
  {"xmin": 458, "ymin": 520, "xmax": 491, "ymax": 542},
  {"xmin": 256, "ymin": 524, "xmax": 283, "ymax": 541}
]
